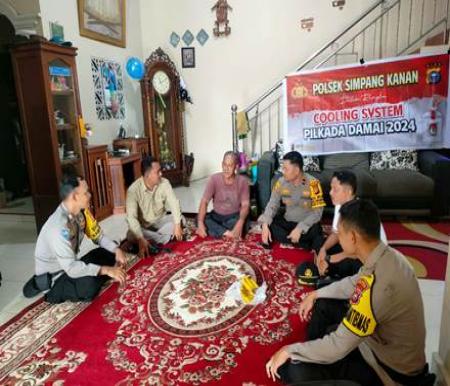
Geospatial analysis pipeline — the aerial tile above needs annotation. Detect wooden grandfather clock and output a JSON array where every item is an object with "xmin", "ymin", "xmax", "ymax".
[{"xmin": 141, "ymin": 48, "xmax": 188, "ymax": 186}]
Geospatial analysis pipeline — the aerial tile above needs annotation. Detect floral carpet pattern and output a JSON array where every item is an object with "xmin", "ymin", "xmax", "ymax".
[
  {"xmin": 0, "ymin": 235, "xmax": 308, "ymax": 385},
  {"xmin": 102, "ymin": 236, "xmax": 304, "ymax": 385},
  {"xmin": 1, "ymin": 220, "xmax": 446, "ymax": 384}
]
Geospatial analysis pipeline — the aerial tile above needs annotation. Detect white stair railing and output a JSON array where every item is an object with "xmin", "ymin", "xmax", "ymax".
[{"xmin": 233, "ymin": 0, "xmax": 450, "ymax": 157}]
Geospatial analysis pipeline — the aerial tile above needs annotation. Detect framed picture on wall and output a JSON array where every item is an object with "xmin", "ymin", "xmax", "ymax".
[
  {"xmin": 77, "ymin": 0, "xmax": 126, "ymax": 47},
  {"xmin": 91, "ymin": 57, "xmax": 126, "ymax": 120},
  {"xmin": 181, "ymin": 47, "xmax": 195, "ymax": 68}
]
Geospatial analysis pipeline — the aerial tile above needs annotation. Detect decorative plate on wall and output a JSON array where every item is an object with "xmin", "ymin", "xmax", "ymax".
[
  {"xmin": 300, "ymin": 17, "xmax": 314, "ymax": 32},
  {"xmin": 182, "ymin": 30, "xmax": 194, "ymax": 46},
  {"xmin": 196, "ymin": 29, "xmax": 209, "ymax": 46},
  {"xmin": 170, "ymin": 32, "xmax": 180, "ymax": 48},
  {"xmin": 91, "ymin": 57, "xmax": 126, "ymax": 120}
]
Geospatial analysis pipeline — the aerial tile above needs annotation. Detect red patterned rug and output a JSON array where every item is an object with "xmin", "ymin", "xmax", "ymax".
[
  {"xmin": 0, "ymin": 235, "xmax": 310, "ymax": 385},
  {"xmin": 382, "ymin": 221, "xmax": 450, "ymax": 280}
]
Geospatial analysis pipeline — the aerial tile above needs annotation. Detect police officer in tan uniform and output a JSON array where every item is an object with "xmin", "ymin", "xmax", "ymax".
[
  {"xmin": 266, "ymin": 200, "xmax": 434, "ymax": 386},
  {"xmin": 23, "ymin": 173, "xmax": 127, "ymax": 304},
  {"xmin": 259, "ymin": 151, "xmax": 325, "ymax": 251}
]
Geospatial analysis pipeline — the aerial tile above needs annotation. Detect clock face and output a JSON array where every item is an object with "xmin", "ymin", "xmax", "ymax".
[{"xmin": 152, "ymin": 70, "xmax": 171, "ymax": 95}]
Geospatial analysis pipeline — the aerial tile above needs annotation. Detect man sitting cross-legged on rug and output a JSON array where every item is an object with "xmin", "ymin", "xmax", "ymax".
[
  {"xmin": 126, "ymin": 155, "xmax": 183, "ymax": 257},
  {"xmin": 196, "ymin": 151, "xmax": 250, "ymax": 240},
  {"xmin": 259, "ymin": 151, "xmax": 325, "ymax": 251},
  {"xmin": 23, "ymin": 173, "xmax": 127, "ymax": 304},
  {"xmin": 266, "ymin": 199, "xmax": 434, "ymax": 386},
  {"xmin": 315, "ymin": 170, "xmax": 388, "ymax": 280}
]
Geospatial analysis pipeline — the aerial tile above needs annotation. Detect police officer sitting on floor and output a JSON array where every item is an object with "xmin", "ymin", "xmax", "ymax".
[
  {"xmin": 23, "ymin": 173, "xmax": 127, "ymax": 304},
  {"xmin": 259, "ymin": 151, "xmax": 325, "ymax": 251},
  {"xmin": 315, "ymin": 170, "xmax": 388, "ymax": 279},
  {"xmin": 266, "ymin": 199, "xmax": 434, "ymax": 386}
]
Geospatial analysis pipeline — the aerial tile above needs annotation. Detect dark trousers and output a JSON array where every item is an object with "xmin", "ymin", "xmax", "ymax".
[
  {"xmin": 45, "ymin": 248, "xmax": 116, "ymax": 304},
  {"xmin": 278, "ymin": 298, "xmax": 382, "ymax": 386},
  {"xmin": 204, "ymin": 211, "xmax": 248, "ymax": 238},
  {"xmin": 270, "ymin": 214, "xmax": 324, "ymax": 252},
  {"xmin": 325, "ymin": 244, "xmax": 362, "ymax": 279}
]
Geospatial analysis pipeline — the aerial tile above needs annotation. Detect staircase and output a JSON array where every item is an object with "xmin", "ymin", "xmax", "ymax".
[{"xmin": 234, "ymin": 0, "xmax": 450, "ymax": 157}]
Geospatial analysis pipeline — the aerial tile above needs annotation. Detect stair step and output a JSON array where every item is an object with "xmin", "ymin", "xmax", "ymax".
[{"xmin": 420, "ymin": 45, "xmax": 449, "ymax": 55}]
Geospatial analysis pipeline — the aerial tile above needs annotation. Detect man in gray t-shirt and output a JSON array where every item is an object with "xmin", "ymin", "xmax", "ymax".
[{"xmin": 197, "ymin": 151, "xmax": 250, "ymax": 239}]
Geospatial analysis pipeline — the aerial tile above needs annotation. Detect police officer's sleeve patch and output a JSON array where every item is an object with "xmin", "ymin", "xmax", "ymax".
[
  {"xmin": 343, "ymin": 274, "xmax": 377, "ymax": 337},
  {"xmin": 273, "ymin": 180, "xmax": 281, "ymax": 193},
  {"xmin": 61, "ymin": 228, "xmax": 70, "ymax": 241},
  {"xmin": 83, "ymin": 208, "xmax": 102, "ymax": 242}
]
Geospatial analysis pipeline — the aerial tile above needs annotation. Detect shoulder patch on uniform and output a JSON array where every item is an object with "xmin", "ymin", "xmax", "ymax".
[
  {"xmin": 273, "ymin": 179, "xmax": 282, "ymax": 193},
  {"xmin": 83, "ymin": 208, "xmax": 102, "ymax": 242},
  {"xmin": 309, "ymin": 179, "xmax": 326, "ymax": 208},
  {"xmin": 343, "ymin": 274, "xmax": 377, "ymax": 337},
  {"xmin": 61, "ymin": 228, "xmax": 70, "ymax": 241}
]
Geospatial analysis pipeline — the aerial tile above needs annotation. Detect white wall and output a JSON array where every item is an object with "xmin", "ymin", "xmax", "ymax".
[
  {"xmin": 39, "ymin": 0, "xmax": 144, "ymax": 147},
  {"xmin": 11, "ymin": 0, "xmax": 40, "ymax": 14},
  {"xmin": 140, "ymin": 0, "xmax": 379, "ymax": 180}
]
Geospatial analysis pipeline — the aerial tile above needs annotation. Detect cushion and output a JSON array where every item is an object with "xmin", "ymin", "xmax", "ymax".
[
  {"xmin": 352, "ymin": 169, "xmax": 377, "ymax": 197},
  {"xmin": 371, "ymin": 170, "xmax": 433, "ymax": 198},
  {"xmin": 323, "ymin": 152, "xmax": 369, "ymax": 170},
  {"xmin": 370, "ymin": 150, "xmax": 419, "ymax": 171},
  {"xmin": 303, "ymin": 156, "xmax": 321, "ymax": 172}
]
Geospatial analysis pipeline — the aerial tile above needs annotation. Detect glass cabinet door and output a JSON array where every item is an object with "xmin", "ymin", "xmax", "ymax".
[
  {"xmin": 49, "ymin": 59, "xmax": 83, "ymax": 175},
  {"xmin": 153, "ymin": 91, "xmax": 177, "ymax": 170}
]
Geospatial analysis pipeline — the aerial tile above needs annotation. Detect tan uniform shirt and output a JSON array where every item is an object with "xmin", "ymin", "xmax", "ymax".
[
  {"xmin": 286, "ymin": 243, "xmax": 426, "ymax": 384},
  {"xmin": 259, "ymin": 174, "xmax": 324, "ymax": 233},
  {"xmin": 126, "ymin": 177, "xmax": 182, "ymax": 239}
]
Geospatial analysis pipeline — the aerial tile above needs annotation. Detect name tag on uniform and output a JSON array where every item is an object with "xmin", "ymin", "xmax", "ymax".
[{"xmin": 343, "ymin": 274, "xmax": 377, "ymax": 337}]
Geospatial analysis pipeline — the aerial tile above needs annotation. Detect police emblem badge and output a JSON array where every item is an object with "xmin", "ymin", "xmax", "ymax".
[
  {"xmin": 309, "ymin": 179, "xmax": 326, "ymax": 208},
  {"xmin": 61, "ymin": 228, "xmax": 70, "ymax": 240}
]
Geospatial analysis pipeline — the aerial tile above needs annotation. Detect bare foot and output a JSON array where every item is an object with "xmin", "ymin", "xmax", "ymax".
[{"xmin": 223, "ymin": 230, "xmax": 233, "ymax": 239}]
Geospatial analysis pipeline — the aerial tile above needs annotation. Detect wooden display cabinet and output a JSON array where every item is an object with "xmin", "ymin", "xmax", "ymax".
[
  {"xmin": 84, "ymin": 145, "xmax": 113, "ymax": 220},
  {"xmin": 11, "ymin": 37, "xmax": 84, "ymax": 231},
  {"xmin": 113, "ymin": 137, "xmax": 150, "ymax": 159},
  {"xmin": 107, "ymin": 153, "xmax": 142, "ymax": 214}
]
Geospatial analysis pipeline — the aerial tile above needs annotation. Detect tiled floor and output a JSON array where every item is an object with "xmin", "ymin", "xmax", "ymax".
[
  {"xmin": 0, "ymin": 177, "xmax": 446, "ymax": 365},
  {"xmin": 0, "ymin": 196, "xmax": 34, "ymax": 215}
]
